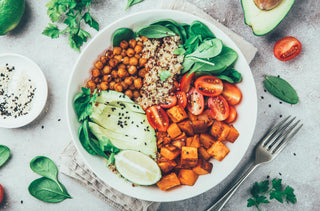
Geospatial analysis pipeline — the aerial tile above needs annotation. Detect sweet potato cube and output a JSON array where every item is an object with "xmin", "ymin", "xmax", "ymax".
[
  {"xmin": 178, "ymin": 169, "xmax": 199, "ymax": 186},
  {"xmin": 160, "ymin": 144, "xmax": 181, "ymax": 160},
  {"xmin": 171, "ymin": 140, "xmax": 186, "ymax": 149},
  {"xmin": 157, "ymin": 136, "xmax": 171, "ymax": 148},
  {"xmin": 199, "ymin": 133, "xmax": 216, "ymax": 149},
  {"xmin": 157, "ymin": 131, "xmax": 168, "ymax": 139},
  {"xmin": 191, "ymin": 120, "xmax": 208, "ymax": 133},
  {"xmin": 174, "ymin": 132, "xmax": 187, "ymax": 141},
  {"xmin": 167, "ymin": 123, "xmax": 182, "ymax": 139},
  {"xmin": 166, "ymin": 105, "xmax": 188, "ymax": 123},
  {"xmin": 189, "ymin": 110, "xmax": 214, "ymax": 127},
  {"xmin": 178, "ymin": 120, "xmax": 194, "ymax": 136},
  {"xmin": 157, "ymin": 172, "xmax": 181, "ymax": 191},
  {"xmin": 157, "ymin": 158, "xmax": 177, "ymax": 174},
  {"xmin": 207, "ymin": 141, "xmax": 230, "ymax": 161},
  {"xmin": 210, "ymin": 121, "xmax": 230, "ymax": 141},
  {"xmin": 226, "ymin": 125, "xmax": 239, "ymax": 143},
  {"xmin": 198, "ymin": 146, "xmax": 212, "ymax": 161},
  {"xmin": 186, "ymin": 135, "xmax": 200, "ymax": 148},
  {"xmin": 192, "ymin": 159, "xmax": 213, "ymax": 175},
  {"xmin": 181, "ymin": 146, "xmax": 198, "ymax": 168}
]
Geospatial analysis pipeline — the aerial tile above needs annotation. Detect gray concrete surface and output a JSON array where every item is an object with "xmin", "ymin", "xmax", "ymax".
[{"xmin": 0, "ymin": 0, "xmax": 319, "ymax": 210}]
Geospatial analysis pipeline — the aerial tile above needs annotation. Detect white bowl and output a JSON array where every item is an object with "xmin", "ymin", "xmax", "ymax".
[
  {"xmin": 0, "ymin": 53, "xmax": 48, "ymax": 128},
  {"xmin": 66, "ymin": 9, "xmax": 257, "ymax": 202}
]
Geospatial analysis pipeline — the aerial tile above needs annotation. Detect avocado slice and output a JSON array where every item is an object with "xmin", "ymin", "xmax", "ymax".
[{"xmin": 241, "ymin": 0, "xmax": 295, "ymax": 35}]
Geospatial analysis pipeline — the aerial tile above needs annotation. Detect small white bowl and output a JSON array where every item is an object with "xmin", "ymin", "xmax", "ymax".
[{"xmin": 0, "ymin": 53, "xmax": 48, "ymax": 128}]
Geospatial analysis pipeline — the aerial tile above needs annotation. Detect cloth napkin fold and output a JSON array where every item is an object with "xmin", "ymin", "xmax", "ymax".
[{"xmin": 59, "ymin": 1, "xmax": 257, "ymax": 211}]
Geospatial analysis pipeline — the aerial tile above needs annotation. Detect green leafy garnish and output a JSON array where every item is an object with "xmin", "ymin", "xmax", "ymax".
[
  {"xmin": 125, "ymin": 0, "xmax": 144, "ymax": 10},
  {"xmin": 0, "ymin": 145, "xmax": 10, "ymax": 167},
  {"xmin": 264, "ymin": 76, "xmax": 299, "ymax": 104},
  {"xmin": 112, "ymin": 28, "xmax": 135, "ymax": 47},
  {"xmin": 73, "ymin": 87, "xmax": 97, "ymax": 121},
  {"xmin": 43, "ymin": 0, "xmax": 99, "ymax": 51},
  {"xmin": 136, "ymin": 25, "xmax": 176, "ymax": 38},
  {"xmin": 159, "ymin": 70, "xmax": 172, "ymax": 81},
  {"xmin": 247, "ymin": 178, "xmax": 297, "ymax": 211}
]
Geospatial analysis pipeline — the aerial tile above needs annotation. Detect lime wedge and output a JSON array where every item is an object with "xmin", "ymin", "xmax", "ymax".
[{"xmin": 115, "ymin": 150, "xmax": 161, "ymax": 185}]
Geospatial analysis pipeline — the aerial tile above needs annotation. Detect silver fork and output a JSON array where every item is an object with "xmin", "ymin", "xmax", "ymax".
[{"xmin": 206, "ymin": 116, "xmax": 303, "ymax": 211}]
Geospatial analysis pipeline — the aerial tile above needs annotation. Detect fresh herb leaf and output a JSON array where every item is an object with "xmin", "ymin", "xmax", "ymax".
[
  {"xmin": 264, "ymin": 76, "xmax": 299, "ymax": 104},
  {"xmin": 125, "ymin": 0, "xmax": 144, "ymax": 10},
  {"xmin": 283, "ymin": 186, "xmax": 297, "ymax": 204},
  {"xmin": 136, "ymin": 25, "xmax": 176, "ymax": 38},
  {"xmin": 82, "ymin": 12, "xmax": 99, "ymax": 31},
  {"xmin": 0, "ymin": 145, "xmax": 10, "ymax": 167},
  {"xmin": 73, "ymin": 87, "xmax": 97, "ymax": 121},
  {"xmin": 78, "ymin": 122, "xmax": 96, "ymax": 155},
  {"xmin": 42, "ymin": 23, "xmax": 60, "ymax": 39},
  {"xmin": 188, "ymin": 38, "xmax": 223, "ymax": 59},
  {"xmin": 112, "ymin": 28, "xmax": 135, "ymax": 47},
  {"xmin": 173, "ymin": 48, "xmax": 186, "ymax": 55},
  {"xmin": 159, "ymin": 70, "xmax": 172, "ymax": 81},
  {"xmin": 190, "ymin": 20, "xmax": 215, "ymax": 40},
  {"xmin": 216, "ymin": 68, "xmax": 242, "ymax": 83}
]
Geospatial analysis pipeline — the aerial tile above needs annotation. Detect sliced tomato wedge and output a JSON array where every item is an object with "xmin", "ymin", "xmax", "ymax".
[
  {"xmin": 187, "ymin": 87, "xmax": 204, "ymax": 115},
  {"xmin": 160, "ymin": 93, "xmax": 177, "ymax": 109},
  {"xmin": 224, "ymin": 106, "xmax": 237, "ymax": 123},
  {"xmin": 175, "ymin": 91, "xmax": 187, "ymax": 109},
  {"xmin": 180, "ymin": 72, "xmax": 195, "ymax": 93},
  {"xmin": 273, "ymin": 36, "xmax": 302, "ymax": 61},
  {"xmin": 222, "ymin": 83, "xmax": 242, "ymax": 105},
  {"xmin": 146, "ymin": 105, "xmax": 169, "ymax": 132},
  {"xmin": 0, "ymin": 184, "xmax": 3, "ymax": 204},
  {"xmin": 208, "ymin": 95, "xmax": 230, "ymax": 121},
  {"xmin": 194, "ymin": 75, "xmax": 223, "ymax": 97}
]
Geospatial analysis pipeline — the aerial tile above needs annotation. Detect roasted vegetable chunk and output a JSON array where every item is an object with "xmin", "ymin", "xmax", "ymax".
[
  {"xmin": 181, "ymin": 146, "xmax": 198, "ymax": 168},
  {"xmin": 191, "ymin": 120, "xmax": 208, "ymax": 133},
  {"xmin": 207, "ymin": 141, "xmax": 230, "ymax": 161},
  {"xmin": 160, "ymin": 144, "xmax": 181, "ymax": 160},
  {"xmin": 157, "ymin": 158, "xmax": 177, "ymax": 174},
  {"xmin": 192, "ymin": 159, "xmax": 213, "ymax": 175},
  {"xmin": 178, "ymin": 120, "xmax": 194, "ymax": 136},
  {"xmin": 210, "ymin": 120, "xmax": 230, "ymax": 141},
  {"xmin": 226, "ymin": 125, "xmax": 239, "ymax": 143},
  {"xmin": 198, "ymin": 146, "xmax": 212, "ymax": 161},
  {"xmin": 186, "ymin": 135, "xmax": 200, "ymax": 148},
  {"xmin": 178, "ymin": 169, "xmax": 199, "ymax": 186},
  {"xmin": 166, "ymin": 105, "xmax": 188, "ymax": 123},
  {"xmin": 171, "ymin": 140, "xmax": 186, "ymax": 149},
  {"xmin": 167, "ymin": 123, "xmax": 182, "ymax": 139},
  {"xmin": 199, "ymin": 133, "xmax": 216, "ymax": 149},
  {"xmin": 157, "ymin": 172, "xmax": 181, "ymax": 191}
]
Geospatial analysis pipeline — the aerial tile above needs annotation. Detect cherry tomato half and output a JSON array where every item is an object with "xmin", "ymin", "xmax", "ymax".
[
  {"xmin": 224, "ymin": 106, "xmax": 237, "ymax": 123},
  {"xmin": 180, "ymin": 72, "xmax": 195, "ymax": 93},
  {"xmin": 146, "ymin": 105, "xmax": 169, "ymax": 132},
  {"xmin": 194, "ymin": 75, "xmax": 223, "ymax": 97},
  {"xmin": 187, "ymin": 87, "xmax": 204, "ymax": 115},
  {"xmin": 160, "ymin": 93, "xmax": 177, "ymax": 109},
  {"xmin": 175, "ymin": 91, "xmax": 187, "ymax": 109},
  {"xmin": 273, "ymin": 36, "xmax": 302, "ymax": 61},
  {"xmin": 0, "ymin": 184, "xmax": 3, "ymax": 204},
  {"xmin": 222, "ymin": 83, "xmax": 242, "ymax": 105},
  {"xmin": 208, "ymin": 95, "xmax": 230, "ymax": 121}
]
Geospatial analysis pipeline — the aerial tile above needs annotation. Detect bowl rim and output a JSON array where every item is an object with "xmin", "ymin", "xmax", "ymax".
[{"xmin": 66, "ymin": 9, "xmax": 257, "ymax": 202}]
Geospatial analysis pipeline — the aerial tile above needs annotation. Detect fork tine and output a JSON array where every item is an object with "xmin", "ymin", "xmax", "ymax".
[
  {"xmin": 260, "ymin": 115, "xmax": 291, "ymax": 146},
  {"xmin": 272, "ymin": 123, "xmax": 303, "ymax": 154}
]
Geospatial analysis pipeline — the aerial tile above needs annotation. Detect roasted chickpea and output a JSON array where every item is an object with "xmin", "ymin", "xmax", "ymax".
[
  {"xmin": 124, "ymin": 90, "xmax": 133, "ymax": 99},
  {"xmin": 134, "ymin": 78, "xmax": 142, "ymax": 89},
  {"xmin": 137, "ymin": 41, "xmax": 143, "ymax": 46},
  {"xmin": 138, "ymin": 68, "xmax": 147, "ymax": 78},
  {"xmin": 102, "ymin": 74, "xmax": 112, "ymax": 82},
  {"xmin": 120, "ymin": 40, "xmax": 129, "ymax": 49},
  {"xmin": 118, "ymin": 68, "xmax": 128, "ymax": 78},
  {"xmin": 113, "ymin": 47, "xmax": 122, "ymax": 55},
  {"xmin": 93, "ymin": 77, "xmax": 100, "ymax": 84},
  {"xmin": 124, "ymin": 77, "xmax": 134, "ymax": 85},
  {"xmin": 134, "ymin": 45, "xmax": 143, "ymax": 54},
  {"xmin": 114, "ymin": 83, "xmax": 123, "ymax": 92},
  {"xmin": 114, "ymin": 55, "xmax": 122, "ymax": 63},
  {"xmin": 129, "ymin": 84, "xmax": 136, "ymax": 90},
  {"xmin": 100, "ymin": 56, "xmax": 108, "ymax": 65},
  {"xmin": 121, "ymin": 49, "xmax": 127, "ymax": 57},
  {"xmin": 87, "ymin": 80, "xmax": 96, "ymax": 90},
  {"xmin": 139, "ymin": 58, "xmax": 147, "ymax": 67},
  {"xmin": 141, "ymin": 36, "xmax": 148, "ymax": 42},
  {"xmin": 109, "ymin": 58, "xmax": 118, "ymax": 68},
  {"xmin": 122, "ymin": 56, "xmax": 130, "ymax": 65},
  {"xmin": 133, "ymin": 90, "xmax": 140, "ymax": 98},
  {"xmin": 109, "ymin": 81, "xmax": 116, "ymax": 90},
  {"xmin": 111, "ymin": 70, "xmax": 118, "ymax": 78},
  {"xmin": 106, "ymin": 50, "xmax": 113, "ymax": 58},
  {"xmin": 128, "ymin": 65, "xmax": 137, "ymax": 75},
  {"xmin": 100, "ymin": 82, "xmax": 108, "ymax": 90},
  {"xmin": 129, "ymin": 39, "xmax": 137, "ymax": 48},
  {"xmin": 92, "ymin": 68, "xmax": 100, "ymax": 78},
  {"xmin": 121, "ymin": 81, "xmax": 129, "ymax": 90},
  {"xmin": 134, "ymin": 54, "xmax": 141, "ymax": 59},
  {"xmin": 126, "ymin": 48, "xmax": 135, "ymax": 57},
  {"xmin": 94, "ymin": 61, "xmax": 104, "ymax": 70},
  {"xmin": 102, "ymin": 65, "xmax": 112, "ymax": 75},
  {"xmin": 114, "ymin": 78, "xmax": 121, "ymax": 83},
  {"xmin": 118, "ymin": 64, "xmax": 126, "ymax": 69},
  {"xmin": 129, "ymin": 57, "xmax": 138, "ymax": 66}
]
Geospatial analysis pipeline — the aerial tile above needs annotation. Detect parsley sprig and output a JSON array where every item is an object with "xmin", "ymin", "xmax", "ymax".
[
  {"xmin": 247, "ymin": 178, "xmax": 297, "ymax": 211},
  {"xmin": 42, "ymin": 0, "xmax": 99, "ymax": 51}
]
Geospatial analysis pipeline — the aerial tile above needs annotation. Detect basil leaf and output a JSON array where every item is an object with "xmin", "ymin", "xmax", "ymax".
[
  {"xmin": 112, "ymin": 28, "xmax": 135, "ymax": 47},
  {"xmin": 136, "ymin": 25, "xmax": 175, "ymax": 38},
  {"xmin": 159, "ymin": 70, "xmax": 172, "ymax": 81},
  {"xmin": 0, "ymin": 145, "xmax": 10, "ymax": 167},
  {"xmin": 125, "ymin": 0, "xmax": 144, "ymax": 10},
  {"xmin": 28, "ymin": 177, "xmax": 71, "ymax": 203},
  {"xmin": 264, "ymin": 76, "xmax": 299, "ymax": 104}
]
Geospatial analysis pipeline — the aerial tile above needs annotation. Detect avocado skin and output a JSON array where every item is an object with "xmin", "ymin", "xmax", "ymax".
[{"xmin": 241, "ymin": 0, "xmax": 295, "ymax": 36}]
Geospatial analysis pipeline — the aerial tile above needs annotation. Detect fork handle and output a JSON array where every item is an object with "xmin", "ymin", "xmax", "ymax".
[{"xmin": 207, "ymin": 163, "xmax": 258, "ymax": 211}]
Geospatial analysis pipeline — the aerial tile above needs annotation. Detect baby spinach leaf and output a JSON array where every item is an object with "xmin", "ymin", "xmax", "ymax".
[
  {"xmin": 264, "ymin": 76, "xmax": 299, "ymax": 104},
  {"xmin": 188, "ymin": 38, "xmax": 223, "ymax": 59},
  {"xmin": 30, "ymin": 156, "xmax": 59, "ymax": 185},
  {"xmin": 173, "ymin": 48, "xmax": 186, "ymax": 55},
  {"xmin": 125, "ymin": 0, "xmax": 144, "ymax": 10},
  {"xmin": 79, "ymin": 120, "xmax": 97, "ymax": 155},
  {"xmin": 216, "ymin": 68, "xmax": 242, "ymax": 83},
  {"xmin": 0, "ymin": 145, "xmax": 10, "ymax": 167},
  {"xmin": 136, "ymin": 25, "xmax": 175, "ymax": 38},
  {"xmin": 184, "ymin": 35, "xmax": 201, "ymax": 54},
  {"xmin": 73, "ymin": 87, "xmax": 97, "ymax": 121},
  {"xmin": 151, "ymin": 19, "xmax": 187, "ymax": 43},
  {"xmin": 190, "ymin": 20, "xmax": 215, "ymax": 40},
  {"xmin": 112, "ymin": 28, "xmax": 135, "ymax": 47},
  {"xmin": 28, "ymin": 177, "xmax": 71, "ymax": 203},
  {"xmin": 181, "ymin": 58, "xmax": 195, "ymax": 74},
  {"xmin": 207, "ymin": 46, "xmax": 238, "ymax": 72}
]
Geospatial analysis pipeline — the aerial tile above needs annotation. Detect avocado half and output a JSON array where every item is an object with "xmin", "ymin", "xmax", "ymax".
[{"xmin": 241, "ymin": 0, "xmax": 295, "ymax": 36}]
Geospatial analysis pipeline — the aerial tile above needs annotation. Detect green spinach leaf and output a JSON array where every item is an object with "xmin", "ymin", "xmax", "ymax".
[
  {"xmin": 125, "ymin": 0, "xmax": 144, "ymax": 10},
  {"xmin": 136, "ymin": 25, "xmax": 175, "ymax": 38},
  {"xmin": 188, "ymin": 38, "xmax": 223, "ymax": 59},
  {"xmin": 190, "ymin": 20, "xmax": 215, "ymax": 40},
  {"xmin": 73, "ymin": 87, "xmax": 97, "ymax": 121},
  {"xmin": 264, "ymin": 76, "xmax": 299, "ymax": 104},
  {"xmin": 216, "ymin": 68, "xmax": 242, "ymax": 83},
  {"xmin": 28, "ymin": 177, "xmax": 71, "ymax": 203},
  {"xmin": 0, "ymin": 145, "xmax": 10, "ymax": 167},
  {"xmin": 112, "ymin": 28, "xmax": 135, "ymax": 47},
  {"xmin": 151, "ymin": 19, "xmax": 187, "ymax": 43},
  {"xmin": 79, "ymin": 120, "xmax": 97, "ymax": 155},
  {"xmin": 159, "ymin": 70, "xmax": 172, "ymax": 81}
]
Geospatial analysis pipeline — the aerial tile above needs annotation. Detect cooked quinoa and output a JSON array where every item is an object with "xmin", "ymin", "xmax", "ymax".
[{"xmin": 135, "ymin": 36, "xmax": 184, "ymax": 108}]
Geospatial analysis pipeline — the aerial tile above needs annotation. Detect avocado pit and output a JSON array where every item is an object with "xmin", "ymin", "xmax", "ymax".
[{"xmin": 253, "ymin": 0, "xmax": 283, "ymax": 10}]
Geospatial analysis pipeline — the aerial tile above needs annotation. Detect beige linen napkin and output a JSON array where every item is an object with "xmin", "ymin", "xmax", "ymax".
[{"xmin": 59, "ymin": 1, "xmax": 257, "ymax": 211}]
